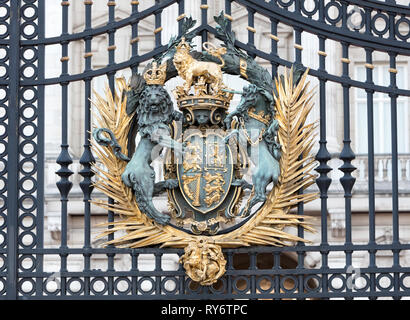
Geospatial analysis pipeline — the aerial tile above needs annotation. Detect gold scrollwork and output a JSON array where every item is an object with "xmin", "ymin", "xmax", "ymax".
[
  {"xmin": 239, "ymin": 57, "xmax": 248, "ymax": 79},
  {"xmin": 177, "ymin": 215, "xmax": 228, "ymax": 233}
]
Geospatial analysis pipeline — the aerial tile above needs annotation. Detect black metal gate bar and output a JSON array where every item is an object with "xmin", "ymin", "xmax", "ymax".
[
  {"xmin": 224, "ymin": 0, "xmax": 232, "ymax": 31},
  {"xmin": 130, "ymin": 0, "xmax": 139, "ymax": 73},
  {"xmin": 339, "ymin": 40, "xmax": 355, "ymax": 300},
  {"xmin": 106, "ymin": 0, "xmax": 117, "ymax": 298},
  {"xmin": 239, "ymin": 0, "xmax": 410, "ymax": 54},
  {"xmin": 269, "ymin": 17, "xmax": 278, "ymax": 77},
  {"xmin": 16, "ymin": 0, "xmax": 44, "ymax": 299},
  {"xmin": 15, "ymin": 242, "xmax": 410, "ymax": 254},
  {"xmin": 224, "ymin": 2, "xmax": 233, "ymax": 298},
  {"xmin": 154, "ymin": 0, "xmax": 162, "ymax": 48},
  {"xmin": 365, "ymin": 47, "xmax": 376, "ymax": 300},
  {"xmin": 6, "ymin": 0, "xmax": 21, "ymax": 300},
  {"xmin": 293, "ymin": 21, "xmax": 305, "ymax": 301},
  {"xmin": 56, "ymin": 0, "xmax": 72, "ymax": 298},
  {"xmin": 315, "ymin": 30, "xmax": 331, "ymax": 299},
  {"xmin": 246, "ymin": 6, "xmax": 255, "ymax": 56},
  {"xmin": 389, "ymin": 51, "xmax": 400, "ymax": 300},
  {"xmin": 0, "ymin": 0, "xmax": 409, "ymax": 299},
  {"xmin": 177, "ymin": 0, "xmax": 185, "ymax": 35},
  {"xmin": 201, "ymin": 0, "xmax": 208, "ymax": 43},
  {"xmin": 35, "ymin": 0, "xmax": 45, "ymax": 298},
  {"xmin": 79, "ymin": 0, "xmax": 95, "ymax": 298},
  {"xmin": 129, "ymin": 0, "xmax": 139, "ymax": 298}
]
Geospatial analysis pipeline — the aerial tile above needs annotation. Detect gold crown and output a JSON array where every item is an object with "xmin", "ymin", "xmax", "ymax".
[
  {"xmin": 177, "ymin": 95, "xmax": 231, "ymax": 110},
  {"xmin": 143, "ymin": 61, "xmax": 167, "ymax": 85},
  {"xmin": 248, "ymin": 107, "xmax": 271, "ymax": 126},
  {"xmin": 176, "ymin": 37, "xmax": 191, "ymax": 52}
]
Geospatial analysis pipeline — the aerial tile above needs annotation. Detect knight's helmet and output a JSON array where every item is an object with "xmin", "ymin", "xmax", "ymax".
[{"xmin": 172, "ymin": 37, "xmax": 233, "ymax": 128}]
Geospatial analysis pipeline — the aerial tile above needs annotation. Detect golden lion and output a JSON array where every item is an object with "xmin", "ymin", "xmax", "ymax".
[{"xmin": 173, "ymin": 38, "xmax": 226, "ymax": 94}]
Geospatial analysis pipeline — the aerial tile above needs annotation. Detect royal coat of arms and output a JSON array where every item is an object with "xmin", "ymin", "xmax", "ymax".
[{"xmin": 92, "ymin": 13, "xmax": 317, "ymax": 285}]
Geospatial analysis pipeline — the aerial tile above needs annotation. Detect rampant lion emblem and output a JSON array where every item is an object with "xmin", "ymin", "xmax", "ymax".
[{"xmin": 94, "ymin": 79, "xmax": 183, "ymax": 226}]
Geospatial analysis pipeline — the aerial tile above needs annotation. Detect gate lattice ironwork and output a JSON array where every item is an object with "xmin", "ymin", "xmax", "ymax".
[{"xmin": 0, "ymin": 0, "xmax": 410, "ymax": 299}]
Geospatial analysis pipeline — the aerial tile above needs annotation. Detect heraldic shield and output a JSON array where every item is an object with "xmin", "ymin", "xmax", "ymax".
[
  {"xmin": 91, "ymin": 12, "xmax": 318, "ymax": 286},
  {"xmin": 170, "ymin": 130, "xmax": 240, "ymax": 234},
  {"xmin": 177, "ymin": 132, "xmax": 233, "ymax": 214}
]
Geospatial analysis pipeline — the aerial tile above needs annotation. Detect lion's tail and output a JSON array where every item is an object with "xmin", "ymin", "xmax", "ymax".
[
  {"xmin": 204, "ymin": 44, "xmax": 227, "ymax": 68},
  {"xmin": 93, "ymin": 128, "xmax": 130, "ymax": 162}
]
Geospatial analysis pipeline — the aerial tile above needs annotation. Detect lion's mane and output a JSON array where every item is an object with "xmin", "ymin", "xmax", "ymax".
[{"xmin": 136, "ymin": 85, "xmax": 174, "ymax": 138}]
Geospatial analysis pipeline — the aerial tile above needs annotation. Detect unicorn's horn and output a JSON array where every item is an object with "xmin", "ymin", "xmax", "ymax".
[{"xmin": 222, "ymin": 89, "xmax": 243, "ymax": 95}]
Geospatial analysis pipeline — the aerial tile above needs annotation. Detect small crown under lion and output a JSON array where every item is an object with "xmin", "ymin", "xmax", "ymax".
[{"xmin": 143, "ymin": 61, "xmax": 167, "ymax": 85}]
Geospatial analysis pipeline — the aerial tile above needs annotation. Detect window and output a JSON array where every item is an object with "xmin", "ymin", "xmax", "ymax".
[{"xmin": 355, "ymin": 64, "xmax": 409, "ymax": 154}]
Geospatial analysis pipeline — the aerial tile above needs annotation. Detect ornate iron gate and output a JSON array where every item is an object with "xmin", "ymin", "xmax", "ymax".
[{"xmin": 0, "ymin": 0, "xmax": 410, "ymax": 299}]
